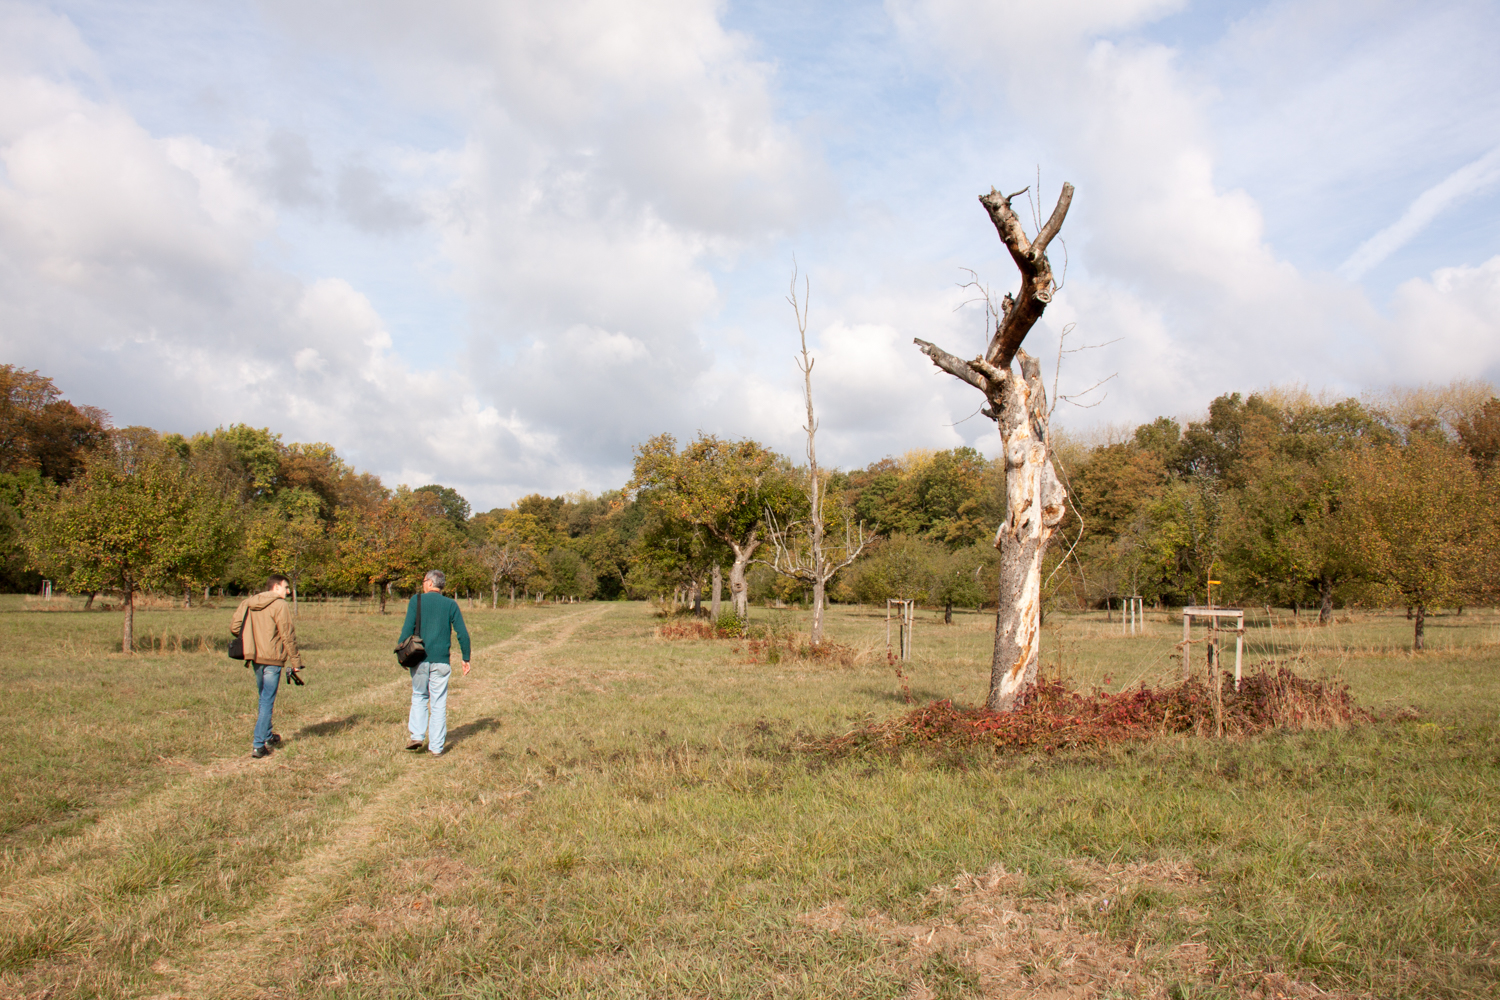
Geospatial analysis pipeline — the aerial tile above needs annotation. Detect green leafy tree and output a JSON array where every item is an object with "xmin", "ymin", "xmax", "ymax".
[
  {"xmin": 25, "ymin": 439, "xmax": 242, "ymax": 650},
  {"xmin": 848, "ymin": 534, "xmax": 940, "ymax": 605},
  {"xmin": 1342, "ymin": 440, "xmax": 1492, "ymax": 649},
  {"xmin": 414, "ymin": 484, "xmax": 471, "ymax": 529},
  {"xmin": 631, "ymin": 434, "xmax": 789, "ymax": 619},
  {"xmin": 243, "ymin": 487, "xmax": 328, "ymax": 612}
]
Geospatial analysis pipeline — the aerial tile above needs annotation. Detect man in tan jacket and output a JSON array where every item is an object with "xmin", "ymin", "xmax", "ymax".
[{"xmin": 231, "ymin": 574, "xmax": 303, "ymax": 758}]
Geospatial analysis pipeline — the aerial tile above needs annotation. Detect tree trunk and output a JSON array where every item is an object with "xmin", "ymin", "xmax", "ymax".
[
  {"xmin": 987, "ymin": 354, "xmax": 1067, "ymax": 712},
  {"xmin": 122, "ymin": 578, "xmax": 135, "ymax": 654},
  {"xmin": 509, "ymin": 583, "xmax": 516, "ymax": 607},
  {"xmin": 810, "ymin": 576, "xmax": 826, "ymax": 644},
  {"xmin": 84, "ymin": 591, "xmax": 96, "ymax": 611},
  {"xmin": 1318, "ymin": 578, "xmax": 1333, "ymax": 625},
  {"xmin": 689, "ymin": 578, "xmax": 702, "ymax": 616},
  {"xmin": 945, "ymin": 599, "xmax": 953, "ymax": 625},
  {"xmin": 728, "ymin": 534, "xmax": 758, "ymax": 619},
  {"xmin": 1414, "ymin": 603, "xmax": 1425, "ymax": 650},
  {"xmin": 183, "ymin": 584, "xmax": 191, "ymax": 609},
  {"xmin": 711, "ymin": 564, "xmax": 723, "ymax": 620},
  {"xmin": 378, "ymin": 581, "xmax": 388, "ymax": 614},
  {"xmin": 491, "ymin": 578, "xmax": 499, "ymax": 609}
]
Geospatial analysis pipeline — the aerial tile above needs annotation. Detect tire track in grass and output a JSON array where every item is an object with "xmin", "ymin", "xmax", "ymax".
[{"xmin": 155, "ymin": 602, "xmax": 619, "ymax": 999}]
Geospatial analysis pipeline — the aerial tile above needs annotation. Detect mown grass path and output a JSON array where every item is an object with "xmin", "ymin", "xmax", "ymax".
[{"xmin": 160, "ymin": 604, "xmax": 615, "ymax": 999}]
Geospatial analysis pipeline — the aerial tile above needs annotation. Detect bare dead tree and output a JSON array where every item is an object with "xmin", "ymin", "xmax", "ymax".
[
  {"xmin": 914, "ymin": 182, "xmax": 1074, "ymax": 710},
  {"xmin": 764, "ymin": 266, "xmax": 866, "ymax": 646}
]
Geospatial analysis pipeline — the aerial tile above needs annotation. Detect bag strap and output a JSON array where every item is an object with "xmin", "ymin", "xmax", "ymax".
[{"xmin": 415, "ymin": 588, "xmax": 423, "ymax": 635}]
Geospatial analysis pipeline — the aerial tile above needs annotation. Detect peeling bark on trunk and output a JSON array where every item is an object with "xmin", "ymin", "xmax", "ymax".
[
  {"xmin": 988, "ymin": 354, "xmax": 1067, "ymax": 711},
  {"xmin": 913, "ymin": 182, "xmax": 1073, "ymax": 712}
]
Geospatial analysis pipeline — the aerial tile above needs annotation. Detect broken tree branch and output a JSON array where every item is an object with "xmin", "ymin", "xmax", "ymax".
[{"xmin": 978, "ymin": 182, "xmax": 1075, "ymax": 369}]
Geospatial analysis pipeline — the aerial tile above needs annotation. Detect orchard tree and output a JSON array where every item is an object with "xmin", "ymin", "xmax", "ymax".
[
  {"xmin": 25, "ymin": 440, "xmax": 242, "ymax": 651},
  {"xmin": 631, "ymin": 433, "xmax": 788, "ymax": 620},
  {"xmin": 1343, "ymin": 440, "xmax": 1492, "ymax": 649},
  {"xmin": 913, "ymin": 182, "xmax": 1073, "ymax": 710},
  {"xmin": 332, "ymin": 488, "xmax": 445, "ymax": 612}
]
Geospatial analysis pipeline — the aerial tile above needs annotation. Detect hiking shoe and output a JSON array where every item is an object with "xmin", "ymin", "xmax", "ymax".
[
  {"xmin": 404, "ymin": 740, "xmax": 425, "ymax": 751},
  {"xmin": 266, "ymin": 733, "xmax": 283, "ymax": 746},
  {"xmin": 252, "ymin": 746, "xmax": 272, "ymax": 759}
]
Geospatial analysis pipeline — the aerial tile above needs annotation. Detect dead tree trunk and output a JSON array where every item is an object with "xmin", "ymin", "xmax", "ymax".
[
  {"xmin": 765, "ymin": 268, "xmax": 865, "ymax": 646},
  {"xmin": 914, "ymin": 182, "xmax": 1073, "ymax": 711}
]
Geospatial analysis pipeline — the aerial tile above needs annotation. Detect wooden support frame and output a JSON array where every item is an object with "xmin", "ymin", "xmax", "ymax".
[
  {"xmin": 1181, "ymin": 606, "xmax": 1244, "ymax": 689},
  {"xmin": 886, "ymin": 599, "xmax": 915, "ymax": 661}
]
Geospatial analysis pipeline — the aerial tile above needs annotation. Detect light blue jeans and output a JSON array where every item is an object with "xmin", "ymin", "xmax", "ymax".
[
  {"xmin": 251, "ymin": 662, "xmax": 282, "ymax": 749},
  {"xmin": 408, "ymin": 661, "xmax": 452, "ymax": 754}
]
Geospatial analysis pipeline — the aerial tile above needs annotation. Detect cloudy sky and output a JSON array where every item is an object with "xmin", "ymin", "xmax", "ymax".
[{"xmin": 2, "ymin": 0, "xmax": 1497, "ymax": 509}]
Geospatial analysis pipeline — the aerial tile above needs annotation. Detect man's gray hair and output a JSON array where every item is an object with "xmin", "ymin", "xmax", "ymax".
[{"xmin": 424, "ymin": 569, "xmax": 446, "ymax": 589}]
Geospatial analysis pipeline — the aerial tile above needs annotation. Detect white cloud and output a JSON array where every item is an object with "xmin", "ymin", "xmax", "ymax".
[{"xmin": 1386, "ymin": 256, "xmax": 1500, "ymax": 382}]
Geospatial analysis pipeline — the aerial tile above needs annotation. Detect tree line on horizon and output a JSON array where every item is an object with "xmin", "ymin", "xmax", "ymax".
[{"xmin": 2, "ymin": 363, "xmax": 1497, "ymax": 651}]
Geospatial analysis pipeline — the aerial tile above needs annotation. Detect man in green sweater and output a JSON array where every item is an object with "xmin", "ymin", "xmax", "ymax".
[{"xmin": 397, "ymin": 569, "xmax": 472, "ymax": 756}]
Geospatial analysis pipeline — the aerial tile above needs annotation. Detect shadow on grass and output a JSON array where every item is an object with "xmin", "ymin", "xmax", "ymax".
[
  {"xmin": 855, "ymin": 685, "xmax": 950, "ymax": 705},
  {"xmin": 295, "ymin": 714, "xmax": 362, "ymax": 738},
  {"xmin": 446, "ymin": 716, "xmax": 503, "ymax": 748}
]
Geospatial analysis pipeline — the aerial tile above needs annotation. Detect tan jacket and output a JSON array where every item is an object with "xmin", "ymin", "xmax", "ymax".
[{"xmin": 231, "ymin": 592, "xmax": 302, "ymax": 670}]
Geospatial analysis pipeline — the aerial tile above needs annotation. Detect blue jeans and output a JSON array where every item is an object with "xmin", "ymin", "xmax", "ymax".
[
  {"xmin": 251, "ymin": 662, "xmax": 282, "ymax": 749},
  {"xmin": 409, "ymin": 661, "xmax": 452, "ymax": 754}
]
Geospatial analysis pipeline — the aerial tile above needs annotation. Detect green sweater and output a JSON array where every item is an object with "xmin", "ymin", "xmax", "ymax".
[{"xmin": 398, "ymin": 592, "xmax": 471, "ymax": 666}]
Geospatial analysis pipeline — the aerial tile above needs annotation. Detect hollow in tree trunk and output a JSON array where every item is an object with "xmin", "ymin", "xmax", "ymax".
[{"xmin": 914, "ymin": 182, "xmax": 1074, "ymax": 711}]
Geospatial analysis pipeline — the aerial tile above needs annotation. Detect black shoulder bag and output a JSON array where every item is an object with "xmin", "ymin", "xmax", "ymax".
[
  {"xmin": 228, "ymin": 604, "xmax": 254, "ymax": 661},
  {"xmin": 394, "ymin": 592, "xmax": 427, "ymax": 668}
]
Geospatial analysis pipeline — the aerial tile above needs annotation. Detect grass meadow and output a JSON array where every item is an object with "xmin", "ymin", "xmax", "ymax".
[{"xmin": 0, "ymin": 596, "xmax": 1496, "ymax": 999}]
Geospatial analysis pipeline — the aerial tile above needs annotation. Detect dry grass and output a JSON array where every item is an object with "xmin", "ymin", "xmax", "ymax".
[{"xmin": 0, "ymin": 598, "xmax": 1496, "ymax": 999}]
